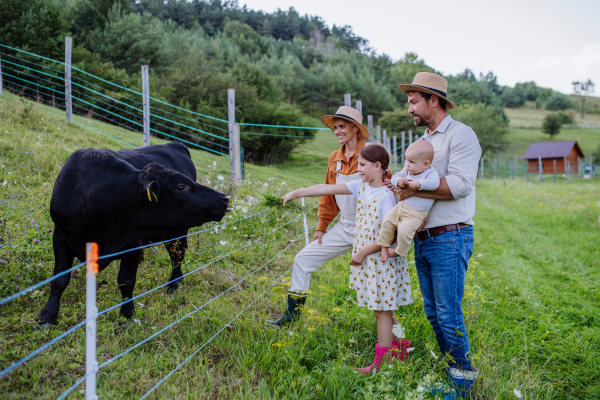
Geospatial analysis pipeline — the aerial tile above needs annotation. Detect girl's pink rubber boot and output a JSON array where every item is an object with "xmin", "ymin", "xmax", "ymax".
[
  {"xmin": 357, "ymin": 344, "xmax": 392, "ymax": 375},
  {"xmin": 391, "ymin": 339, "xmax": 412, "ymax": 361}
]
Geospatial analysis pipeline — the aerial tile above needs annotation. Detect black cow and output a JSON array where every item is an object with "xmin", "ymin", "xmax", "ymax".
[{"xmin": 36, "ymin": 142, "xmax": 228, "ymax": 326}]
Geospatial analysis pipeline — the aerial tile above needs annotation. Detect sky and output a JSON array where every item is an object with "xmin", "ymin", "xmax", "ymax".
[{"xmin": 241, "ymin": 0, "xmax": 600, "ymax": 94}]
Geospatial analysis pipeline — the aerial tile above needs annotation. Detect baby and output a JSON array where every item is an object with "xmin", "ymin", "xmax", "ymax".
[{"xmin": 378, "ymin": 140, "xmax": 440, "ymax": 262}]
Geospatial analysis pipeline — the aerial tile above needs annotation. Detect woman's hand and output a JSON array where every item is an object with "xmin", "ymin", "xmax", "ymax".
[
  {"xmin": 282, "ymin": 190, "xmax": 298, "ymax": 206},
  {"xmin": 310, "ymin": 230, "xmax": 324, "ymax": 245}
]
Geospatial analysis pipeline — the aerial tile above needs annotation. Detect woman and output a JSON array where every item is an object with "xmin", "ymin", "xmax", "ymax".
[{"xmin": 268, "ymin": 106, "xmax": 390, "ymax": 327}]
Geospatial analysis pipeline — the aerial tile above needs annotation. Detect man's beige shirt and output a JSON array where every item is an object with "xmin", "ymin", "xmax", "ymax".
[{"xmin": 418, "ymin": 115, "xmax": 482, "ymax": 229}]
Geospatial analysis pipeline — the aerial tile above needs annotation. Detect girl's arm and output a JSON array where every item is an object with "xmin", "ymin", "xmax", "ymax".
[
  {"xmin": 282, "ymin": 184, "xmax": 351, "ymax": 206},
  {"xmin": 350, "ymin": 241, "xmax": 382, "ymax": 266}
]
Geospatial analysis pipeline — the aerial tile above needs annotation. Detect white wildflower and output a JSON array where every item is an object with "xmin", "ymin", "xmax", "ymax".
[
  {"xmin": 246, "ymin": 181, "xmax": 251, "ymax": 184},
  {"xmin": 281, "ymin": 182, "xmax": 288, "ymax": 185},
  {"xmin": 137, "ymin": 302, "xmax": 144, "ymax": 307},
  {"xmin": 416, "ymin": 384, "xmax": 425, "ymax": 393},
  {"xmin": 276, "ymin": 187, "xmax": 281, "ymax": 191},
  {"xmin": 232, "ymin": 227, "xmax": 237, "ymax": 230},
  {"xmin": 408, "ymin": 261, "xmax": 415, "ymax": 264},
  {"xmin": 349, "ymin": 338, "xmax": 356, "ymax": 343},
  {"xmin": 217, "ymin": 175, "xmax": 224, "ymax": 181},
  {"xmin": 477, "ymin": 254, "xmax": 483, "ymax": 257},
  {"xmin": 219, "ymin": 241, "xmax": 228, "ymax": 246},
  {"xmin": 513, "ymin": 389, "xmax": 522, "ymax": 399},
  {"xmin": 2, "ymin": 181, "xmax": 6, "ymax": 186},
  {"xmin": 288, "ymin": 331, "xmax": 294, "ymax": 336},
  {"xmin": 406, "ymin": 347, "xmax": 415, "ymax": 353},
  {"xmin": 212, "ymin": 162, "xmax": 217, "ymax": 167},
  {"xmin": 263, "ymin": 183, "xmax": 269, "ymax": 188},
  {"xmin": 392, "ymin": 324, "xmax": 405, "ymax": 338},
  {"xmin": 430, "ymin": 350, "xmax": 438, "ymax": 359},
  {"xmin": 241, "ymin": 207, "xmax": 248, "ymax": 213}
]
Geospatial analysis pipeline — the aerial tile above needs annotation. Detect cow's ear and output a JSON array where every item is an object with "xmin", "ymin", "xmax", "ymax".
[{"xmin": 145, "ymin": 181, "xmax": 161, "ymax": 202}]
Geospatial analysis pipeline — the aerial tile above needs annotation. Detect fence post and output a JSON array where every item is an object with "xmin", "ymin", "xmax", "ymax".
[
  {"xmin": 591, "ymin": 155, "xmax": 595, "ymax": 177},
  {"xmin": 383, "ymin": 129, "xmax": 388, "ymax": 151},
  {"xmin": 514, "ymin": 154, "xmax": 518, "ymax": 176},
  {"xmin": 568, "ymin": 161, "xmax": 571, "ymax": 182},
  {"xmin": 480, "ymin": 156, "xmax": 484, "ymax": 180},
  {"xmin": 493, "ymin": 157, "xmax": 497, "ymax": 179},
  {"xmin": 228, "ymin": 89, "xmax": 235, "ymax": 178},
  {"xmin": 393, "ymin": 135, "xmax": 397, "ymax": 173},
  {"xmin": 376, "ymin": 125, "xmax": 381, "ymax": 143},
  {"xmin": 578, "ymin": 157, "xmax": 582, "ymax": 179},
  {"xmin": 553, "ymin": 159, "xmax": 557, "ymax": 183},
  {"xmin": 0, "ymin": 54, "xmax": 3, "ymax": 96},
  {"xmin": 367, "ymin": 115, "xmax": 373, "ymax": 142},
  {"xmin": 232, "ymin": 124, "xmax": 241, "ymax": 183},
  {"xmin": 141, "ymin": 65, "xmax": 150, "ymax": 147},
  {"xmin": 300, "ymin": 197, "xmax": 309, "ymax": 246},
  {"xmin": 65, "ymin": 36, "xmax": 73, "ymax": 122},
  {"xmin": 401, "ymin": 131, "xmax": 405, "ymax": 167},
  {"xmin": 355, "ymin": 100, "xmax": 362, "ymax": 114},
  {"xmin": 526, "ymin": 161, "xmax": 529, "ymax": 181},
  {"xmin": 344, "ymin": 93, "xmax": 351, "ymax": 107},
  {"xmin": 510, "ymin": 160, "xmax": 513, "ymax": 180},
  {"xmin": 86, "ymin": 242, "xmax": 99, "ymax": 400},
  {"xmin": 408, "ymin": 130, "xmax": 413, "ymax": 146},
  {"xmin": 538, "ymin": 155, "xmax": 543, "ymax": 183}
]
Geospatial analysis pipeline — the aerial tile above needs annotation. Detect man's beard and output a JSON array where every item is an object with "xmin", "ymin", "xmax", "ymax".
[{"xmin": 413, "ymin": 112, "xmax": 432, "ymax": 127}]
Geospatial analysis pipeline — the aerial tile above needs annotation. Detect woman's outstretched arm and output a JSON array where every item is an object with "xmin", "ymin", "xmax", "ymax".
[{"xmin": 282, "ymin": 184, "xmax": 351, "ymax": 206}]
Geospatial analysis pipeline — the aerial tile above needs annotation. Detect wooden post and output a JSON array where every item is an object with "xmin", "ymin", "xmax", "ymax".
[
  {"xmin": 539, "ymin": 155, "xmax": 543, "ymax": 183},
  {"xmin": 65, "ymin": 36, "xmax": 73, "ymax": 122},
  {"xmin": 367, "ymin": 115, "xmax": 373, "ymax": 142},
  {"xmin": 591, "ymin": 155, "xmax": 595, "ymax": 177},
  {"xmin": 493, "ymin": 157, "xmax": 497, "ymax": 179},
  {"xmin": 401, "ymin": 131, "xmax": 405, "ymax": 167},
  {"xmin": 514, "ymin": 154, "xmax": 518, "ymax": 176},
  {"xmin": 567, "ymin": 161, "xmax": 571, "ymax": 182},
  {"xmin": 408, "ymin": 130, "xmax": 413, "ymax": 145},
  {"xmin": 141, "ymin": 65, "xmax": 150, "ymax": 147},
  {"xmin": 0, "ymin": 54, "xmax": 3, "ymax": 96},
  {"xmin": 344, "ymin": 93, "xmax": 351, "ymax": 107},
  {"xmin": 393, "ymin": 135, "xmax": 397, "ymax": 173},
  {"xmin": 480, "ymin": 156, "xmax": 484, "ymax": 180},
  {"xmin": 355, "ymin": 100, "xmax": 362, "ymax": 114},
  {"xmin": 383, "ymin": 129, "xmax": 388, "ymax": 151},
  {"xmin": 510, "ymin": 160, "xmax": 513, "ymax": 180},
  {"xmin": 578, "ymin": 157, "xmax": 582, "ymax": 178},
  {"xmin": 563, "ymin": 156, "xmax": 567, "ymax": 175},
  {"xmin": 232, "ymin": 124, "xmax": 241, "ymax": 183},
  {"xmin": 526, "ymin": 161, "xmax": 529, "ymax": 181},
  {"xmin": 572, "ymin": 119, "xmax": 575, "ymax": 129},
  {"xmin": 517, "ymin": 120, "xmax": 520, "ymax": 129},
  {"xmin": 85, "ymin": 243, "xmax": 99, "ymax": 400},
  {"xmin": 525, "ymin": 120, "xmax": 528, "ymax": 129},
  {"xmin": 228, "ymin": 88, "xmax": 235, "ymax": 177},
  {"xmin": 553, "ymin": 159, "xmax": 557, "ymax": 183},
  {"xmin": 376, "ymin": 125, "xmax": 381, "ymax": 143}
]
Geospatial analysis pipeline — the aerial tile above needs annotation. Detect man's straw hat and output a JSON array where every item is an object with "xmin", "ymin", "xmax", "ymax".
[
  {"xmin": 398, "ymin": 72, "xmax": 455, "ymax": 110},
  {"xmin": 321, "ymin": 106, "xmax": 370, "ymax": 140}
]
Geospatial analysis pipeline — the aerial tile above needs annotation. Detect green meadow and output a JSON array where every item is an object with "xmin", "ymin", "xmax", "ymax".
[{"xmin": 1, "ymin": 93, "xmax": 599, "ymax": 399}]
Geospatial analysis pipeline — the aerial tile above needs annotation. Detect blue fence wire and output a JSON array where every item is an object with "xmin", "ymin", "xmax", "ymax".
[{"xmin": 0, "ymin": 52, "xmax": 65, "ymax": 74}]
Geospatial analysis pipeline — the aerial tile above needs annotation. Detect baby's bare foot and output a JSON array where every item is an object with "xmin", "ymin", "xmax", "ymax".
[
  {"xmin": 381, "ymin": 248, "xmax": 389, "ymax": 262},
  {"xmin": 387, "ymin": 248, "xmax": 398, "ymax": 258}
]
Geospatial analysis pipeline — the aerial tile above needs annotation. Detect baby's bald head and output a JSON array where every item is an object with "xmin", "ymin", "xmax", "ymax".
[{"xmin": 404, "ymin": 140, "xmax": 434, "ymax": 174}]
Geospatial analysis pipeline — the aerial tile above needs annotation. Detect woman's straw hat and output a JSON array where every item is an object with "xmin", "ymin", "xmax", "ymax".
[
  {"xmin": 321, "ymin": 106, "xmax": 370, "ymax": 140},
  {"xmin": 398, "ymin": 72, "xmax": 455, "ymax": 110}
]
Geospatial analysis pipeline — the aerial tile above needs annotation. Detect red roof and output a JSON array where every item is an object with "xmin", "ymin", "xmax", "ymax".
[{"xmin": 522, "ymin": 141, "xmax": 584, "ymax": 160}]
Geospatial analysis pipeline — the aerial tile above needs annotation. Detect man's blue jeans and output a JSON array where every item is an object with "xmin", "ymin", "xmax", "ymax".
[{"xmin": 414, "ymin": 226, "xmax": 474, "ymax": 370}]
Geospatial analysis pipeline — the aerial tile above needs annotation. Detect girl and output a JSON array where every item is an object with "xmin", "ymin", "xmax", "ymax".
[{"xmin": 282, "ymin": 143, "xmax": 412, "ymax": 374}]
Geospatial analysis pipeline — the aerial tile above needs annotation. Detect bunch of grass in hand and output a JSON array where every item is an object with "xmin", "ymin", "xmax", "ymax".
[{"xmin": 262, "ymin": 193, "xmax": 304, "ymax": 211}]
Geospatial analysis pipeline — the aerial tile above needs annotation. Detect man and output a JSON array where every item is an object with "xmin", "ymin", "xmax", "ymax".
[{"xmin": 389, "ymin": 72, "xmax": 481, "ymax": 399}]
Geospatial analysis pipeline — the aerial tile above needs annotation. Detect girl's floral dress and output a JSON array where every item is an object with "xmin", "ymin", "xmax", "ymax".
[{"xmin": 349, "ymin": 183, "xmax": 413, "ymax": 310}]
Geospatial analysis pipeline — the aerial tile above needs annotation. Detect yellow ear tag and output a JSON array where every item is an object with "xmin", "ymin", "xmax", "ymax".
[
  {"xmin": 147, "ymin": 187, "xmax": 152, "ymax": 202},
  {"xmin": 152, "ymin": 193, "xmax": 158, "ymax": 201}
]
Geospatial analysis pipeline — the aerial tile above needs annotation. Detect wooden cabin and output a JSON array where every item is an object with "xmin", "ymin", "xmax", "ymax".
[{"xmin": 522, "ymin": 141, "xmax": 585, "ymax": 174}]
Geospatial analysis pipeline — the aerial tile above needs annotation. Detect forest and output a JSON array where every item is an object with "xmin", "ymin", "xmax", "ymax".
[{"xmin": 0, "ymin": 0, "xmax": 579, "ymax": 163}]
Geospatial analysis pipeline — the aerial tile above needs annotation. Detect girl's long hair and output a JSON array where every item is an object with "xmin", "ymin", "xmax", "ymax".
[{"xmin": 359, "ymin": 143, "xmax": 390, "ymax": 177}]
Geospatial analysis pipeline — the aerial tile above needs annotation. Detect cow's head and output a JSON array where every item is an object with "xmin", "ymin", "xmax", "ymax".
[{"xmin": 138, "ymin": 163, "xmax": 229, "ymax": 229}]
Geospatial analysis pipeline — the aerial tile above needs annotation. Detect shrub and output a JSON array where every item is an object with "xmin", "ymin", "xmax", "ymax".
[
  {"xmin": 556, "ymin": 111, "xmax": 573, "ymax": 125},
  {"xmin": 545, "ymin": 92, "xmax": 572, "ymax": 110},
  {"xmin": 449, "ymin": 103, "xmax": 509, "ymax": 156},
  {"xmin": 542, "ymin": 114, "xmax": 562, "ymax": 140}
]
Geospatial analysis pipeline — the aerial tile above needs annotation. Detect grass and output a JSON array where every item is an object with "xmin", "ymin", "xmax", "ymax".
[{"xmin": 1, "ymin": 93, "xmax": 600, "ymax": 399}]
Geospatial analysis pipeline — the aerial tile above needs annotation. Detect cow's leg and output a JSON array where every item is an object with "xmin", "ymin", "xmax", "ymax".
[
  {"xmin": 117, "ymin": 249, "xmax": 142, "ymax": 320},
  {"xmin": 36, "ymin": 230, "xmax": 75, "ymax": 326},
  {"xmin": 165, "ymin": 236, "xmax": 187, "ymax": 294}
]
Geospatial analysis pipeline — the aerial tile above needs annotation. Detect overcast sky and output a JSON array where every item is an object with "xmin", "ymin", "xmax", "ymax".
[{"xmin": 242, "ymin": 0, "xmax": 600, "ymax": 94}]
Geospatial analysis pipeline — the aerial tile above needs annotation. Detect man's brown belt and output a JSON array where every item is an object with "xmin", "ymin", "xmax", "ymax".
[{"xmin": 415, "ymin": 223, "xmax": 471, "ymax": 241}]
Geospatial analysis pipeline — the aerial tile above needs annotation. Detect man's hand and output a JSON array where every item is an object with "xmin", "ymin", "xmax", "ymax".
[
  {"xmin": 310, "ymin": 230, "xmax": 324, "ymax": 245},
  {"xmin": 395, "ymin": 186, "xmax": 416, "ymax": 201},
  {"xmin": 416, "ymin": 217, "xmax": 427, "ymax": 232}
]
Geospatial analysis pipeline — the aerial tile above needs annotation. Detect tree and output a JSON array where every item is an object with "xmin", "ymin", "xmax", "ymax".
[
  {"xmin": 572, "ymin": 79, "xmax": 595, "ymax": 119},
  {"xmin": 542, "ymin": 114, "xmax": 562, "ymax": 140},
  {"xmin": 545, "ymin": 92, "xmax": 571, "ymax": 110},
  {"xmin": 378, "ymin": 108, "xmax": 421, "ymax": 136},
  {"xmin": 449, "ymin": 103, "xmax": 509, "ymax": 156}
]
